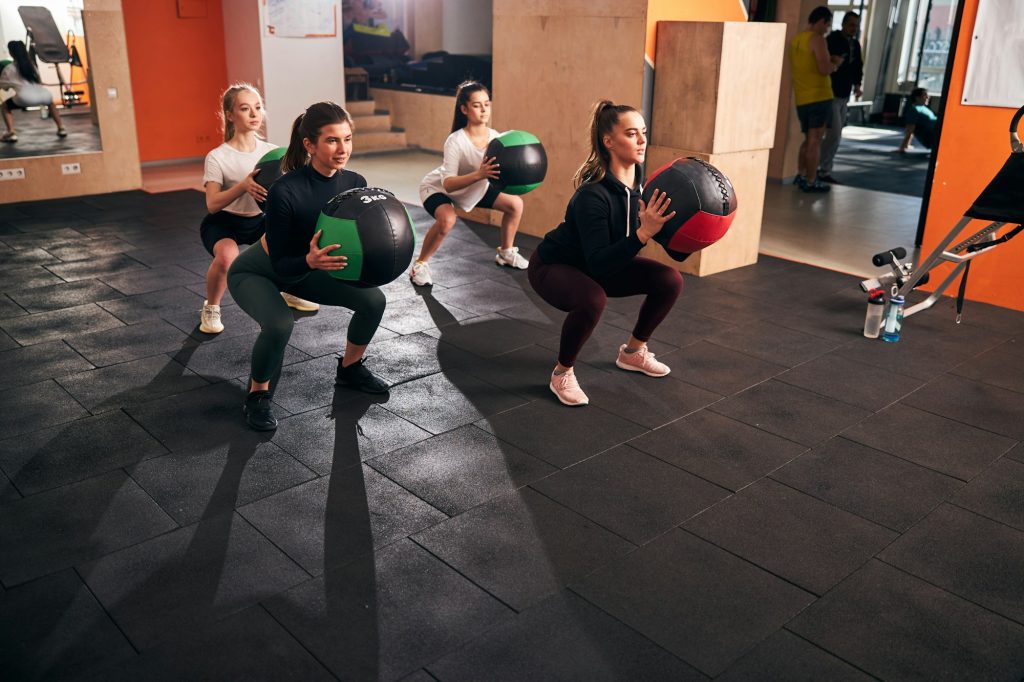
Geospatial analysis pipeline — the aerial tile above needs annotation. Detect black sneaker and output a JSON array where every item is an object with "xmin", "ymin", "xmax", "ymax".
[
  {"xmin": 336, "ymin": 358, "xmax": 389, "ymax": 394},
  {"xmin": 802, "ymin": 179, "xmax": 832, "ymax": 193},
  {"xmin": 817, "ymin": 173, "xmax": 841, "ymax": 184},
  {"xmin": 243, "ymin": 390, "xmax": 278, "ymax": 431}
]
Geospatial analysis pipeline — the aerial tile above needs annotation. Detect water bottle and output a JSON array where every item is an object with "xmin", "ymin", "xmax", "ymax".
[
  {"xmin": 863, "ymin": 290, "xmax": 885, "ymax": 339},
  {"xmin": 881, "ymin": 295, "xmax": 905, "ymax": 343}
]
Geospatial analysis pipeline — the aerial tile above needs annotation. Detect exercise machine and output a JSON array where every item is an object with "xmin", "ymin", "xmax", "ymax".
[{"xmin": 18, "ymin": 5, "xmax": 88, "ymax": 108}]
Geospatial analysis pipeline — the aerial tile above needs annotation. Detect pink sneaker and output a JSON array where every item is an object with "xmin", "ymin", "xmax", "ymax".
[
  {"xmin": 615, "ymin": 344, "xmax": 671, "ymax": 377},
  {"xmin": 549, "ymin": 368, "xmax": 589, "ymax": 406}
]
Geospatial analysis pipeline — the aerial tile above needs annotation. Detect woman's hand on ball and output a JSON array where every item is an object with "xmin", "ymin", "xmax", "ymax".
[
  {"xmin": 306, "ymin": 230, "xmax": 348, "ymax": 271},
  {"xmin": 477, "ymin": 156, "xmax": 500, "ymax": 181},
  {"xmin": 637, "ymin": 189, "xmax": 675, "ymax": 241},
  {"xmin": 243, "ymin": 169, "xmax": 267, "ymax": 202}
]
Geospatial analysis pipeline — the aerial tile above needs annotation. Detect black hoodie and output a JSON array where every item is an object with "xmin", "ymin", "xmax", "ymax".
[{"xmin": 536, "ymin": 165, "xmax": 645, "ymax": 277}]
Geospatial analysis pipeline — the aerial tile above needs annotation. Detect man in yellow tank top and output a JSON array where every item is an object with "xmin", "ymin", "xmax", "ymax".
[{"xmin": 790, "ymin": 6, "xmax": 842, "ymax": 193}]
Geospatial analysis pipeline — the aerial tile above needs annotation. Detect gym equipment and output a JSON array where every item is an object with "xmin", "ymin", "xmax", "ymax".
[
  {"xmin": 17, "ymin": 6, "xmax": 88, "ymax": 108},
  {"xmin": 485, "ymin": 130, "xmax": 547, "ymax": 195},
  {"xmin": 253, "ymin": 147, "xmax": 287, "ymax": 211},
  {"xmin": 12, "ymin": 83, "xmax": 52, "ymax": 108},
  {"xmin": 316, "ymin": 187, "xmax": 416, "ymax": 286},
  {"xmin": 861, "ymin": 103, "xmax": 1024, "ymax": 326},
  {"xmin": 643, "ymin": 157, "xmax": 738, "ymax": 261}
]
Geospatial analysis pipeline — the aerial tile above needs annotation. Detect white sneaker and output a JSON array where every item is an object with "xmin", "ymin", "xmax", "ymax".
[
  {"xmin": 495, "ymin": 246, "xmax": 529, "ymax": 269},
  {"xmin": 410, "ymin": 260, "xmax": 433, "ymax": 286},
  {"xmin": 199, "ymin": 301, "xmax": 224, "ymax": 334},
  {"xmin": 281, "ymin": 292, "xmax": 319, "ymax": 312}
]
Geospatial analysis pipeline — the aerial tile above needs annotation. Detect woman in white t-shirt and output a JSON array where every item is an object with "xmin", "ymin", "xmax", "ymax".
[
  {"xmin": 0, "ymin": 41, "xmax": 66, "ymax": 143},
  {"xmin": 199, "ymin": 83, "xmax": 316, "ymax": 334},
  {"xmin": 409, "ymin": 81, "xmax": 529, "ymax": 286}
]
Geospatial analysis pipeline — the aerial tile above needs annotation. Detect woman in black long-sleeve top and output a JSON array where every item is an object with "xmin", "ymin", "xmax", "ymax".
[{"xmin": 529, "ymin": 100, "xmax": 682, "ymax": 407}]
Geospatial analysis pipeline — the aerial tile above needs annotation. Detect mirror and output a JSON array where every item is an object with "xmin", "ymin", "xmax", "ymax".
[{"xmin": 0, "ymin": 1, "xmax": 101, "ymax": 160}]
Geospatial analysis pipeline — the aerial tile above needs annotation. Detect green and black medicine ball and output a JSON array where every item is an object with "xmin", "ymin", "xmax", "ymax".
[
  {"xmin": 253, "ymin": 147, "xmax": 287, "ymax": 212},
  {"xmin": 485, "ymin": 130, "xmax": 547, "ymax": 195}
]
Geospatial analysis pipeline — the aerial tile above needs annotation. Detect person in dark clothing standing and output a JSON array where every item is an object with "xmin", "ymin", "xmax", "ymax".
[
  {"xmin": 819, "ymin": 11, "xmax": 864, "ymax": 183},
  {"xmin": 528, "ymin": 100, "xmax": 682, "ymax": 407}
]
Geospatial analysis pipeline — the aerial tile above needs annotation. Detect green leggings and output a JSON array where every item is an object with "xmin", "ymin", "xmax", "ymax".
[{"xmin": 227, "ymin": 245, "xmax": 386, "ymax": 382}]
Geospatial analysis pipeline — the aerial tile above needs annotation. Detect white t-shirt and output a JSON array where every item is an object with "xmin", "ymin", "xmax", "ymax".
[
  {"xmin": 0, "ymin": 62, "xmax": 30, "ymax": 104},
  {"xmin": 419, "ymin": 128, "xmax": 500, "ymax": 211},
  {"xmin": 203, "ymin": 139, "xmax": 278, "ymax": 216}
]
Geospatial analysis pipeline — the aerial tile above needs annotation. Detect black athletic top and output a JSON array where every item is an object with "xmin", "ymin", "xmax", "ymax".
[
  {"xmin": 536, "ymin": 166, "xmax": 645, "ymax": 277},
  {"xmin": 827, "ymin": 31, "xmax": 863, "ymax": 99},
  {"xmin": 264, "ymin": 164, "xmax": 368, "ymax": 277}
]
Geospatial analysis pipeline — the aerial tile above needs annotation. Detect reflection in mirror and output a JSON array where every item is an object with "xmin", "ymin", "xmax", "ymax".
[{"xmin": 0, "ymin": 1, "xmax": 100, "ymax": 159}]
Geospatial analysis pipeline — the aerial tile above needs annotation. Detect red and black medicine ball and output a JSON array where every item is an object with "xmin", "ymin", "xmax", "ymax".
[{"xmin": 643, "ymin": 157, "xmax": 738, "ymax": 261}]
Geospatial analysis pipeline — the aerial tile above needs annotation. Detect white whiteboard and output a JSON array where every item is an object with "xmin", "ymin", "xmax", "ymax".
[{"xmin": 962, "ymin": 0, "xmax": 1024, "ymax": 108}]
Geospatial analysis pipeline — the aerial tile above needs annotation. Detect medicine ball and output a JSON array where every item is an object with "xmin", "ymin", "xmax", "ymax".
[
  {"xmin": 315, "ymin": 187, "xmax": 416, "ymax": 287},
  {"xmin": 643, "ymin": 157, "xmax": 738, "ymax": 261},
  {"xmin": 485, "ymin": 130, "xmax": 547, "ymax": 195},
  {"xmin": 253, "ymin": 147, "xmax": 286, "ymax": 211},
  {"xmin": 12, "ymin": 84, "xmax": 52, "ymax": 108}
]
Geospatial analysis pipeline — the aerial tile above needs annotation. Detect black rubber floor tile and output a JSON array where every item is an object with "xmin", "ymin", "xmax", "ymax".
[
  {"xmin": 0, "ymin": 328, "xmax": 16, "ymax": 351},
  {"xmin": 370, "ymin": 332, "xmax": 449, "ymax": 385},
  {"xmin": 0, "ymin": 226, "xmax": 86, "ymax": 249},
  {"xmin": 384, "ymin": 369, "xmax": 528, "ymax": 435},
  {"xmin": 66, "ymin": 319, "xmax": 198, "ymax": 367},
  {"xmin": 769, "ymin": 288, "xmax": 870, "ymax": 343},
  {"xmin": 0, "ymin": 409, "xmax": 167, "ymax": 495},
  {"xmin": 607, "ymin": 307, "xmax": 739, "ymax": 351},
  {"xmin": 952, "ymin": 457, "xmax": 1024, "ymax": 532},
  {"xmin": 0, "ymin": 470, "xmax": 177, "ymax": 585},
  {"xmin": 539, "ymin": 322, "xmax": 680, "ymax": 372},
  {"xmin": 56, "ymin": 355, "xmax": 209, "ymax": 414},
  {"xmin": 628, "ymin": 410, "xmax": 808, "ymax": 492},
  {"xmin": 239, "ymin": 466, "xmax": 446, "ymax": 575},
  {"xmin": 162, "ymin": 301, "xmax": 263, "ymax": 340},
  {"xmin": 8, "ymin": 278, "xmax": 123, "ymax": 313},
  {"xmin": 0, "ymin": 570, "xmax": 135, "ymax": 680},
  {"xmin": 263, "ymin": 539, "xmax": 512, "ymax": 681},
  {"xmin": 0, "ymin": 471, "xmax": 19, "ymax": 503},
  {"xmin": 0, "ymin": 294, "xmax": 27, "ymax": 320},
  {"xmin": 489, "ymin": 300, "xmax": 565, "ymax": 336},
  {"xmin": 440, "ymin": 343, "xmax": 573, "ymax": 401},
  {"xmin": 835, "ymin": 332, "xmax": 981, "ymax": 381},
  {"xmin": 581, "ymin": 368, "xmax": 722, "ymax": 430},
  {"xmin": 125, "ymin": 242, "xmax": 212, "ymax": 267},
  {"xmin": 654, "ymin": 340, "xmax": 786, "ymax": 396},
  {"xmin": 573, "ymin": 529, "xmax": 814, "ymax": 677},
  {"xmin": 709, "ymin": 380, "xmax": 871, "ymax": 447},
  {"xmin": 0, "ymin": 302, "xmax": 125, "ymax": 345},
  {"xmin": 684, "ymin": 478, "xmax": 896, "ymax": 595},
  {"xmin": 176, "ymin": 331, "xmax": 309, "ymax": 382},
  {"xmin": 0, "ymin": 246, "xmax": 59, "ymax": 268},
  {"xmin": 0, "ymin": 339, "xmax": 93, "ymax": 389},
  {"xmin": 432, "ymin": 278, "xmax": 534, "ymax": 315},
  {"xmin": 80, "ymin": 511, "xmax": 308, "ymax": 649},
  {"xmin": 414, "ymin": 488, "xmax": 634, "ymax": 610},
  {"xmin": 421, "ymin": 256, "xmax": 503, "ymax": 287},
  {"xmin": 126, "ymin": 381, "xmax": 254, "ymax": 451},
  {"xmin": 533, "ymin": 444, "xmax": 728, "ymax": 544},
  {"xmin": 426, "ymin": 590, "xmax": 704, "ymax": 682},
  {"xmin": 280, "ymin": 306, "xmax": 351, "ymax": 357},
  {"xmin": 0, "ymin": 379, "xmax": 89, "ymax": 439},
  {"xmin": 417, "ymin": 235, "xmax": 494, "ymax": 264},
  {"xmin": 787, "ymin": 560, "xmax": 1024, "ymax": 680},
  {"xmin": 425, "ymin": 312, "xmax": 554, "ymax": 358},
  {"xmin": 45, "ymin": 253, "xmax": 148, "ymax": 281},
  {"xmin": 97, "ymin": 286, "xmax": 206, "ymax": 325},
  {"xmin": 842, "ymin": 403, "xmax": 1015, "ymax": 480},
  {"xmin": 0, "ymin": 264, "xmax": 65, "ymax": 291},
  {"xmin": 477, "ymin": 400, "xmax": 648, "ymax": 468},
  {"xmin": 369, "ymin": 424, "xmax": 556, "ymax": 516},
  {"xmin": 948, "ymin": 298, "xmax": 1024, "ymax": 338},
  {"xmin": 880, "ymin": 503, "xmax": 1024, "ymax": 624},
  {"xmin": 128, "ymin": 440, "xmax": 316, "ymax": 525},
  {"xmin": 44, "ymin": 238, "xmax": 138, "ymax": 263},
  {"xmin": 269, "ymin": 354, "xmax": 349, "ymax": 414},
  {"xmin": 904, "ymin": 374, "xmax": 1024, "ymax": 441},
  {"xmin": 272, "ymin": 399, "xmax": 431, "ymax": 474},
  {"xmin": 707, "ymin": 320, "xmax": 843, "ymax": 368},
  {"xmin": 771, "ymin": 436, "xmax": 963, "ymax": 532},
  {"xmin": 86, "ymin": 606, "xmax": 334, "ymax": 681},
  {"xmin": 100, "ymin": 264, "xmax": 205, "ymax": 296},
  {"xmin": 950, "ymin": 338, "xmax": 1024, "ymax": 395},
  {"xmin": 674, "ymin": 287, "xmax": 791, "ymax": 325},
  {"xmin": 716, "ymin": 629, "xmax": 873, "ymax": 682},
  {"xmin": 777, "ymin": 352, "xmax": 925, "ymax": 411}
]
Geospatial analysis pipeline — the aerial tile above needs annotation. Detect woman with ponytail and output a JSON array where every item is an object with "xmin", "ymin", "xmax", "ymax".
[
  {"xmin": 409, "ymin": 80, "xmax": 529, "ymax": 286},
  {"xmin": 528, "ymin": 100, "xmax": 682, "ymax": 407},
  {"xmin": 0, "ymin": 40, "xmax": 66, "ymax": 142},
  {"xmin": 227, "ymin": 101, "xmax": 390, "ymax": 431}
]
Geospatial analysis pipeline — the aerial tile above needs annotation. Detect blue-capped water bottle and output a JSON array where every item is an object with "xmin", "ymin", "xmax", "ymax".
[{"xmin": 881, "ymin": 295, "xmax": 905, "ymax": 343}]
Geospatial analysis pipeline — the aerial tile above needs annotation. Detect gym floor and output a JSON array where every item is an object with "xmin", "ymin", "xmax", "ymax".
[
  {"xmin": 1, "ymin": 189, "xmax": 1023, "ymax": 680},
  {"xmin": 0, "ymin": 107, "xmax": 101, "ymax": 160}
]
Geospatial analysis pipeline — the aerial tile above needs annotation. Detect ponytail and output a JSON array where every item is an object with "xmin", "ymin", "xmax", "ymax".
[
  {"xmin": 7, "ymin": 41, "xmax": 39, "ymax": 84},
  {"xmin": 573, "ymin": 100, "xmax": 639, "ymax": 187},
  {"xmin": 451, "ymin": 80, "xmax": 489, "ymax": 133},
  {"xmin": 281, "ymin": 101, "xmax": 354, "ymax": 173}
]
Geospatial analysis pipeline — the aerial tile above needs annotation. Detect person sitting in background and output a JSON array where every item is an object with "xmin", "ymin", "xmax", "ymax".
[
  {"xmin": 898, "ymin": 87, "xmax": 937, "ymax": 153},
  {"xmin": 0, "ymin": 40, "xmax": 66, "ymax": 143}
]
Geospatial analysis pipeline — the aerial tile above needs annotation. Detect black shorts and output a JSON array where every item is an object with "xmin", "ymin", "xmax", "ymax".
[
  {"xmin": 796, "ymin": 100, "xmax": 832, "ymax": 133},
  {"xmin": 200, "ymin": 211, "xmax": 265, "ymax": 255},
  {"xmin": 422, "ymin": 183, "xmax": 501, "ymax": 218}
]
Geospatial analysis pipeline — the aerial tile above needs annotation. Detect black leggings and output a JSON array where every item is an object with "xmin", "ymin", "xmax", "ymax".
[
  {"xmin": 528, "ymin": 252, "xmax": 682, "ymax": 368},
  {"xmin": 227, "ymin": 244, "xmax": 386, "ymax": 383}
]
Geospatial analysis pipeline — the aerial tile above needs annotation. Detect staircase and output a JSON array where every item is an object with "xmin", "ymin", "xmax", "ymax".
[{"xmin": 348, "ymin": 100, "xmax": 408, "ymax": 154}]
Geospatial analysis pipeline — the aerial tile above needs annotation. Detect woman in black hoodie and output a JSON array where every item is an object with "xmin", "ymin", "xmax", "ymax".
[{"xmin": 529, "ymin": 100, "xmax": 682, "ymax": 406}]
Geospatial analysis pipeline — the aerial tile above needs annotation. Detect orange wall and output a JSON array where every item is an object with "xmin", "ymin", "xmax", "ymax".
[
  {"xmin": 122, "ymin": 0, "xmax": 228, "ymax": 162},
  {"xmin": 921, "ymin": 0, "xmax": 1024, "ymax": 311},
  {"xmin": 645, "ymin": 0, "xmax": 748, "ymax": 62}
]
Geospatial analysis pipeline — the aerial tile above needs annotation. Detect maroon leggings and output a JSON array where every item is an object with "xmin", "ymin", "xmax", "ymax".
[{"xmin": 528, "ymin": 251, "xmax": 683, "ymax": 367}]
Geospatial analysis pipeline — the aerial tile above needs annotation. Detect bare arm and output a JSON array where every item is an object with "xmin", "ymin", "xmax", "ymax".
[
  {"xmin": 204, "ymin": 169, "xmax": 265, "ymax": 213},
  {"xmin": 810, "ymin": 34, "xmax": 836, "ymax": 76},
  {"xmin": 899, "ymin": 125, "xmax": 915, "ymax": 152},
  {"xmin": 441, "ymin": 156, "xmax": 499, "ymax": 193}
]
